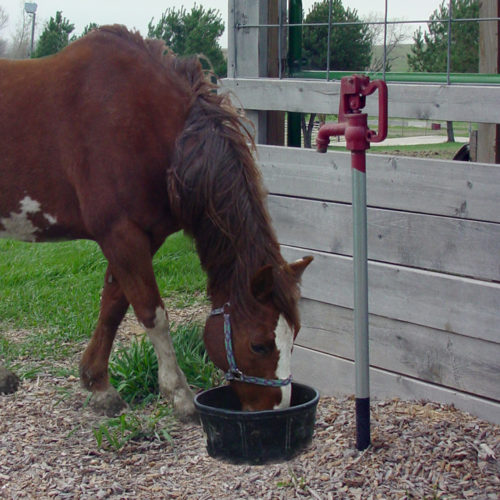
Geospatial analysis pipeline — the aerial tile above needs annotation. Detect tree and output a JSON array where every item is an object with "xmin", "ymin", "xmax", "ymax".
[
  {"xmin": 70, "ymin": 23, "xmax": 100, "ymax": 43},
  {"xmin": 407, "ymin": 0, "xmax": 479, "ymax": 73},
  {"xmin": 33, "ymin": 11, "xmax": 74, "ymax": 58},
  {"xmin": 300, "ymin": 0, "xmax": 372, "ymax": 147},
  {"xmin": 81, "ymin": 22, "xmax": 100, "ymax": 37},
  {"xmin": 148, "ymin": 5, "xmax": 226, "ymax": 77},
  {"xmin": 302, "ymin": 0, "xmax": 372, "ymax": 72},
  {"xmin": 365, "ymin": 14, "xmax": 410, "ymax": 72},
  {"xmin": 6, "ymin": 10, "xmax": 31, "ymax": 59},
  {"xmin": 0, "ymin": 7, "xmax": 8, "ymax": 56},
  {"xmin": 407, "ymin": 0, "xmax": 479, "ymax": 141}
]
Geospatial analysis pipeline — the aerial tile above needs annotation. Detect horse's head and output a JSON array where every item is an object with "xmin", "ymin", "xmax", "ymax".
[{"xmin": 204, "ymin": 256, "xmax": 313, "ymax": 411}]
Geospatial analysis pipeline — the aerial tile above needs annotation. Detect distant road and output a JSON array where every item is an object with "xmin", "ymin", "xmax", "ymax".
[{"xmin": 330, "ymin": 135, "xmax": 469, "ymax": 147}]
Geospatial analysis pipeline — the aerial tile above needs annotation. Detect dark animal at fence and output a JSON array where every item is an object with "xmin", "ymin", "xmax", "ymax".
[
  {"xmin": 0, "ymin": 26, "xmax": 312, "ymax": 418},
  {"xmin": 453, "ymin": 143, "xmax": 471, "ymax": 161}
]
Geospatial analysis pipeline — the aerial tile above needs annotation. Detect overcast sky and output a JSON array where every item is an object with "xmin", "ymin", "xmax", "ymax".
[{"xmin": 1, "ymin": 0, "xmax": 443, "ymax": 47}]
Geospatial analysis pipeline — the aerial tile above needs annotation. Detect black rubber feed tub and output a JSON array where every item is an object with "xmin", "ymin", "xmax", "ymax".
[{"xmin": 194, "ymin": 382, "xmax": 319, "ymax": 464}]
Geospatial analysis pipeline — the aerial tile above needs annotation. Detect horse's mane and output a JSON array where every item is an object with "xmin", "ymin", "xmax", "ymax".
[
  {"xmin": 85, "ymin": 25, "xmax": 173, "ymax": 63},
  {"xmin": 166, "ymin": 59, "xmax": 301, "ymax": 330}
]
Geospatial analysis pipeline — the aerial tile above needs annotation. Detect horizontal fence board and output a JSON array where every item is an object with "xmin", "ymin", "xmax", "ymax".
[
  {"xmin": 291, "ymin": 346, "xmax": 500, "ymax": 425},
  {"xmin": 268, "ymin": 196, "xmax": 500, "ymax": 281},
  {"xmin": 296, "ymin": 299, "xmax": 500, "ymax": 401},
  {"xmin": 282, "ymin": 246, "xmax": 500, "ymax": 344},
  {"xmin": 258, "ymin": 145, "xmax": 500, "ymax": 223},
  {"xmin": 222, "ymin": 78, "xmax": 500, "ymax": 123}
]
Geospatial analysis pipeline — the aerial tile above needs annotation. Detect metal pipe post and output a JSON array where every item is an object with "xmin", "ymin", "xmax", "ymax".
[
  {"xmin": 351, "ymin": 152, "xmax": 370, "ymax": 451},
  {"xmin": 316, "ymin": 75, "xmax": 387, "ymax": 452},
  {"xmin": 30, "ymin": 13, "xmax": 36, "ymax": 56}
]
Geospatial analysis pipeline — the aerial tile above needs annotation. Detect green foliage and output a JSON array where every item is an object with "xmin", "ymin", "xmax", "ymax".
[
  {"xmin": 93, "ymin": 403, "xmax": 174, "ymax": 451},
  {"xmin": 81, "ymin": 23, "xmax": 100, "ymax": 37},
  {"xmin": 70, "ymin": 22, "xmax": 100, "ymax": 42},
  {"xmin": 0, "ymin": 239, "xmax": 106, "ymax": 344},
  {"xmin": 302, "ymin": 0, "xmax": 372, "ymax": 71},
  {"xmin": 407, "ymin": 0, "xmax": 479, "ymax": 73},
  {"xmin": 170, "ymin": 323, "xmax": 223, "ymax": 389},
  {"xmin": 109, "ymin": 324, "xmax": 221, "ymax": 405},
  {"xmin": 148, "ymin": 4, "xmax": 227, "ymax": 77},
  {"xmin": 33, "ymin": 11, "xmax": 74, "ymax": 58},
  {"xmin": 109, "ymin": 336, "xmax": 160, "ymax": 405},
  {"xmin": 0, "ymin": 231, "xmax": 206, "ymax": 372}
]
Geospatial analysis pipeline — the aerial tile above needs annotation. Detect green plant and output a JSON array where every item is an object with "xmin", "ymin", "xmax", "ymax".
[
  {"xmin": 171, "ymin": 323, "xmax": 223, "ymax": 390},
  {"xmin": 93, "ymin": 403, "xmax": 174, "ymax": 451},
  {"xmin": 277, "ymin": 467, "xmax": 307, "ymax": 490},
  {"xmin": 109, "ymin": 336, "xmax": 160, "ymax": 405},
  {"xmin": 109, "ymin": 323, "xmax": 222, "ymax": 405}
]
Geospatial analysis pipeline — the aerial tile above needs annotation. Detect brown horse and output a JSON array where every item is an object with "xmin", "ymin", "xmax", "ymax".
[{"xmin": 0, "ymin": 26, "xmax": 312, "ymax": 419}]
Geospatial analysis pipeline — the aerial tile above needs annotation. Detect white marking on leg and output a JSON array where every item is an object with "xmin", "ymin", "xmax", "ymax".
[
  {"xmin": 146, "ymin": 307, "xmax": 179, "ymax": 393},
  {"xmin": 274, "ymin": 316, "xmax": 293, "ymax": 409},
  {"xmin": 145, "ymin": 306, "xmax": 195, "ymax": 418},
  {"xmin": 0, "ymin": 196, "xmax": 57, "ymax": 241}
]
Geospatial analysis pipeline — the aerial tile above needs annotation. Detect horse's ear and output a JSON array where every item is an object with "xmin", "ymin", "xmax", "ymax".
[
  {"xmin": 288, "ymin": 256, "xmax": 313, "ymax": 280},
  {"xmin": 251, "ymin": 265, "xmax": 274, "ymax": 303}
]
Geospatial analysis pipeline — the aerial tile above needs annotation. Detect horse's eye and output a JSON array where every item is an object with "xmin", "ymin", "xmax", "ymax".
[{"xmin": 251, "ymin": 343, "xmax": 271, "ymax": 356}]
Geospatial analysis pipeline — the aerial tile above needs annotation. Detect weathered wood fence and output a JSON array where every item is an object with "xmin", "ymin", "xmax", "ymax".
[{"xmin": 223, "ymin": 0, "xmax": 500, "ymax": 423}]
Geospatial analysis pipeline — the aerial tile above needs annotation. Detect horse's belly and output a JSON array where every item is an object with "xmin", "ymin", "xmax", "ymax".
[{"xmin": 0, "ymin": 195, "xmax": 70, "ymax": 242}]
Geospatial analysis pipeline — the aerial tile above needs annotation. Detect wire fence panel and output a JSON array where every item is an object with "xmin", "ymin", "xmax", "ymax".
[{"xmin": 229, "ymin": 0, "xmax": 499, "ymax": 85}]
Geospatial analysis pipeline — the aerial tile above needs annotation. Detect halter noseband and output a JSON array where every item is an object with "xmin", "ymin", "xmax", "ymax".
[{"xmin": 209, "ymin": 303, "xmax": 292, "ymax": 388}]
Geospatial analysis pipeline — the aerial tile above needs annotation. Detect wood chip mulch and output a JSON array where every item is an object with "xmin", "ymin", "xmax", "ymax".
[
  {"xmin": 1, "ymin": 373, "xmax": 498, "ymax": 499},
  {"xmin": 1, "ymin": 303, "xmax": 499, "ymax": 499}
]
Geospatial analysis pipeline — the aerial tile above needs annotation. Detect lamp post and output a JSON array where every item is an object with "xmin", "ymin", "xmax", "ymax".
[{"xmin": 24, "ymin": 2, "xmax": 37, "ymax": 57}]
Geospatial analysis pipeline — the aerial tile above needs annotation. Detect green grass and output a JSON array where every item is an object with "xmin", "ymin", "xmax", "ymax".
[
  {"xmin": 1, "ymin": 230, "xmax": 217, "ymax": 449},
  {"xmin": 92, "ymin": 402, "xmax": 175, "ymax": 451},
  {"xmin": 0, "ymin": 231, "xmax": 207, "ymax": 363},
  {"xmin": 329, "ymin": 140, "xmax": 466, "ymax": 159},
  {"xmin": 101, "ymin": 323, "xmax": 222, "ymax": 451}
]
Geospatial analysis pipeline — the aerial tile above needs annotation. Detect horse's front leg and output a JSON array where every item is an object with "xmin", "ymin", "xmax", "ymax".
[
  {"xmin": 80, "ymin": 266, "xmax": 130, "ymax": 416},
  {"xmin": 98, "ymin": 224, "xmax": 196, "ymax": 421}
]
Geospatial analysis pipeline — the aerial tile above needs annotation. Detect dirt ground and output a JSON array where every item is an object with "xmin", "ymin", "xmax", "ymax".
[
  {"xmin": 1, "ymin": 375, "xmax": 499, "ymax": 499},
  {"xmin": 0, "ymin": 308, "xmax": 499, "ymax": 499}
]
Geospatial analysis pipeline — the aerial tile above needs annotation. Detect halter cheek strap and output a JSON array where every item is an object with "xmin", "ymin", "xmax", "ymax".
[{"xmin": 210, "ymin": 303, "xmax": 292, "ymax": 388}]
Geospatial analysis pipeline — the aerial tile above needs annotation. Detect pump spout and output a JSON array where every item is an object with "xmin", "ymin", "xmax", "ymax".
[{"xmin": 316, "ymin": 122, "xmax": 346, "ymax": 153}]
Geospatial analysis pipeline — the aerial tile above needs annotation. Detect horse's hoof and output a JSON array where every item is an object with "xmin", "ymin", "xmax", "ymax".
[
  {"xmin": 90, "ymin": 386, "xmax": 128, "ymax": 417},
  {"xmin": 173, "ymin": 388, "xmax": 199, "ymax": 424},
  {"xmin": 0, "ymin": 366, "xmax": 20, "ymax": 394}
]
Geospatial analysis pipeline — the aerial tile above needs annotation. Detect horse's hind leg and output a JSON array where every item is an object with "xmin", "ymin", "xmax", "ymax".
[
  {"xmin": 80, "ymin": 266, "xmax": 130, "ymax": 416},
  {"xmin": 98, "ymin": 223, "xmax": 196, "ymax": 421},
  {"xmin": 0, "ymin": 365, "xmax": 20, "ymax": 394}
]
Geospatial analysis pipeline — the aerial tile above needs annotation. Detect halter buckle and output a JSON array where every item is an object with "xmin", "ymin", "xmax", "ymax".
[{"xmin": 225, "ymin": 368, "xmax": 244, "ymax": 382}]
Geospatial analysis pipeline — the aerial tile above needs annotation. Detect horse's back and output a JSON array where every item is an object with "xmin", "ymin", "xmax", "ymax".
[{"xmin": 0, "ymin": 27, "xmax": 190, "ymax": 243}]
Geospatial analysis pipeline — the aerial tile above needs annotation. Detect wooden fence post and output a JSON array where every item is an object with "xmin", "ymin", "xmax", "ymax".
[
  {"xmin": 477, "ymin": 0, "xmax": 499, "ymax": 163},
  {"xmin": 227, "ymin": 0, "xmax": 269, "ymax": 143},
  {"xmin": 266, "ymin": 0, "xmax": 286, "ymax": 145}
]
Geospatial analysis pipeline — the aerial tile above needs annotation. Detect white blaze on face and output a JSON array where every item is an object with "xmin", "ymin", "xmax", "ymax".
[
  {"xmin": 273, "ymin": 315, "xmax": 294, "ymax": 409},
  {"xmin": 0, "ymin": 196, "xmax": 58, "ymax": 241}
]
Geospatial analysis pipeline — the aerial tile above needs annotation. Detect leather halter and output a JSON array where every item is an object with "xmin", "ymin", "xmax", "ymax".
[{"xmin": 209, "ymin": 303, "xmax": 292, "ymax": 387}]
